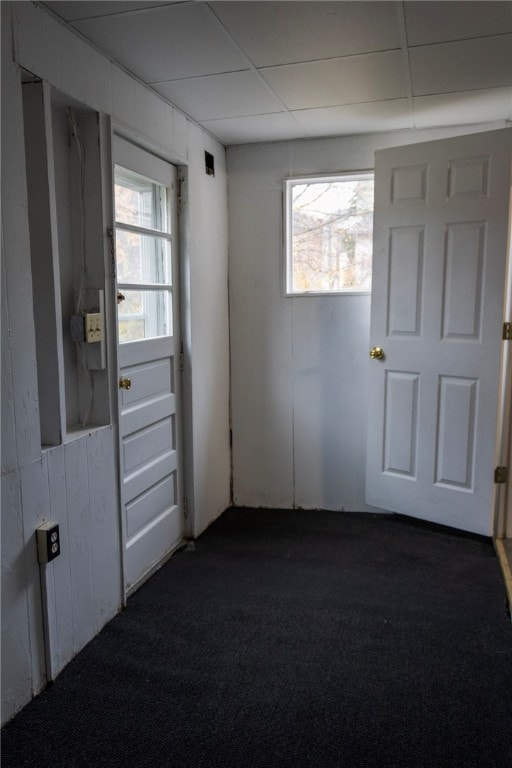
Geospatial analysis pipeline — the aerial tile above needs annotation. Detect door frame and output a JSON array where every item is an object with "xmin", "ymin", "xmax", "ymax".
[
  {"xmin": 494, "ymin": 181, "xmax": 512, "ymax": 539},
  {"xmin": 109, "ymin": 122, "xmax": 195, "ymax": 600}
]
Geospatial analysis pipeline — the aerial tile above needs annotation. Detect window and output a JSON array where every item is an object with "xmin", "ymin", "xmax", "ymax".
[
  {"xmin": 114, "ymin": 167, "xmax": 173, "ymax": 342},
  {"xmin": 285, "ymin": 173, "xmax": 374, "ymax": 295}
]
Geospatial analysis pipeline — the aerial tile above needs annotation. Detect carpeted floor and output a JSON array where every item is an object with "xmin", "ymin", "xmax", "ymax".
[{"xmin": 2, "ymin": 507, "xmax": 512, "ymax": 768}]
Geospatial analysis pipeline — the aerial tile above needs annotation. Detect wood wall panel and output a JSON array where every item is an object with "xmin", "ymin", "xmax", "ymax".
[
  {"xmin": 87, "ymin": 429, "xmax": 122, "ymax": 635},
  {"xmin": 45, "ymin": 447, "xmax": 74, "ymax": 676},
  {"xmin": 1, "ymin": 471, "xmax": 33, "ymax": 719},
  {"xmin": 3, "ymin": 0, "xmax": 230, "ymax": 725}
]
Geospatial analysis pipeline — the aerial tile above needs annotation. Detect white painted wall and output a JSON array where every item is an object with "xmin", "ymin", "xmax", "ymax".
[
  {"xmin": 1, "ymin": 1, "xmax": 231, "ymax": 724},
  {"xmin": 227, "ymin": 122, "xmax": 508, "ymax": 511},
  {"xmin": 186, "ymin": 123, "xmax": 231, "ymax": 536}
]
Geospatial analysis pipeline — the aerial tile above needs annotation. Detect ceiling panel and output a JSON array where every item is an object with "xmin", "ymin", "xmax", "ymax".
[
  {"xmin": 200, "ymin": 112, "xmax": 306, "ymax": 145},
  {"xmin": 40, "ymin": 1, "xmax": 512, "ymax": 146},
  {"xmin": 211, "ymin": 1, "xmax": 400, "ymax": 67},
  {"xmin": 44, "ymin": 1, "xmax": 176, "ymax": 22},
  {"xmin": 72, "ymin": 3, "xmax": 248, "ymax": 82},
  {"xmin": 413, "ymin": 87, "xmax": 512, "ymax": 129},
  {"xmin": 260, "ymin": 51, "xmax": 406, "ymax": 111},
  {"xmin": 404, "ymin": 1, "xmax": 512, "ymax": 47},
  {"xmin": 153, "ymin": 71, "xmax": 285, "ymax": 122},
  {"xmin": 292, "ymin": 99, "xmax": 411, "ymax": 137},
  {"xmin": 410, "ymin": 35, "xmax": 512, "ymax": 96}
]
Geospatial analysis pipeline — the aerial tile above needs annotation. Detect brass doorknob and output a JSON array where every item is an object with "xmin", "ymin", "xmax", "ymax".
[
  {"xmin": 119, "ymin": 377, "xmax": 132, "ymax": 390},
  {"xmin": 369, "ymin": 347, "xmax": 385, "ymax": 360}
]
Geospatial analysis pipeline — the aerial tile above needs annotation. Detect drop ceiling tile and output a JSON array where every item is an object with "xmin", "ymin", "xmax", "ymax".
[
  {"xmin": 413, "ymin": 87, "xmax": 512, "ymax": 128},
  {"xmin": 153, "ymin": 71, "xmax": 285, "ymax": 121},
  {"xmin": 260, "ymin": 51, "xmax": 406, "ymax": 111},
  {"xmin": 404, "ymin": 1, "xmax": 512, "ymax": 47},
  {"xmin": 292, "ymin": 99, "xmax": 411, "ymax": 137},
  {"xmin": 410, "ymin": 35, "xmax": 512, "ymax": 96},
  {"xmin": 44, "ymin": 2, "xmax": 175, "ymax": 22},
  {"xmin": 72, "ymin": 3, "xmax": 248, "ymax": 82},
  {"xmin": 200, "ymin": 113, "xmax": 306, "ymax": 146},
  {"xmin": 212, "ymin": 1, "xmax": 400, "ymax": 67}
]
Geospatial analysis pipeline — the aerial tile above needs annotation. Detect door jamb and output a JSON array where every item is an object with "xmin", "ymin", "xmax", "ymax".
[
  {"xmin": 494, "ymin": 177, "xmax": 512, "ymax": 539},
  {"xmin": 176, "ymin": 165, "xmax": 195, "ymax": 541}
]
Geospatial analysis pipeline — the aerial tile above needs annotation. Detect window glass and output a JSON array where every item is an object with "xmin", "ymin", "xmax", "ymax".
[
  {"xmin": 115, "ymin": 231, "xmax": 171, "ymax": 285},
  {"xmin": 286, "ymin": 175, "xmax": 374, "ymax": 295},
  {"xmin": 115, "ymin": 167, "xmax": 168, "ymax": 232},
  {"xmin": 117, "ymin": 289, "xmax": 172, "ymax": 342},
  {"xmin": 115, "ymin": 164, "xmax": 173, "ymax": 343}
]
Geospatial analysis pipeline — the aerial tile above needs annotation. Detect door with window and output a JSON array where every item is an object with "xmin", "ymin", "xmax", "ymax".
[
  {"xmin": 114, "ymin": 136, "xmax": 184, "ymax": 593},
  {"xmin": 366, "ymin": 128, "xmax": 512, "ymax": 535}
]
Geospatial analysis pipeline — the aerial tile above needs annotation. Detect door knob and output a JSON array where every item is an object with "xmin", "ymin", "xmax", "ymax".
[
  {"xmin": 119, "ymin": 377, "xmax": 132, "ymax": 390},
  {"xmin": 369, "ymin": 347, "xmax": 385, "ymax": 360}
]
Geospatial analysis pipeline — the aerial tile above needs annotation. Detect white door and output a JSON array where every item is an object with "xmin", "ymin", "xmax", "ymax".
[
  {"xmin": 366, "ymin": 129, "xmax": 512, "ymax": 536},
  {"xmin": 114, "ymin": 137, "xmax": 184, "ymax": 592}
]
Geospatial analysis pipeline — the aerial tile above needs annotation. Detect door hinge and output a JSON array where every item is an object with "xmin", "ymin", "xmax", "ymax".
[
  {"xmin": 495, "ymin": 466, "xmax": 508, "ymax": 484},
  {"xmin": 183, "ymin": 496, "xmax": 188, "ymax": 518},
  {"xmin": 503, "ymin": 322, "xmax": 512, "ymax": 341},
  {"xmin": 177, "ymin": 177, "xmax": 184, "ymax": 216}
]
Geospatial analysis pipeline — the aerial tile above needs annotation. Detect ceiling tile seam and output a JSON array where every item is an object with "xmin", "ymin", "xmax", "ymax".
[
  {"xmin": 256, "ymin": 47, "xmax": 405, "ymax": 74},
  {"xmin": 148, "ymin": 50, "xmax": 409, "ymax": 83},
  {"xmin": 290, "ymin": 96, "xmax": 411, "ymax": 113},
  {"xmin": 157, "ymin": 95, "xmax": 413, "ymax": 122},
  {"xmin": 412, "ymin": 84, "xmax": 512, "ymax": 99},
  {"xmin": 396, "ymin": 1, "xmax": 415, "ymax": 130},
  {"xmin": 149, "ymin": 68, "xmax": 253, "ymax": 85},
  {"xmin": 406, "ymin": 31, "xmax": 512, "ymax": 50},
  {"xmin": 192, "ymin": 109, "xmax": 290, "ymax": 122},
  {"xmin": 36, "ymin": 3, "xmax": 228, "ymax": 147},
  {"xmin": 148, "ymin": 47, "xmax": 405, "ymax": 85},
  {"xmin": 412, "ymin": 119, "xmax": 511, "ymax": 133},
  {"xmin": 45, "ymin": 1, "xmax": 191, "ymax": 24},
  {"xmin": 204, "ymin": 2, "xmax": 310, "ymax": 140},
  {"xmin": 194, "ymin": 96, "xmax": 412, "ymax": 125}
]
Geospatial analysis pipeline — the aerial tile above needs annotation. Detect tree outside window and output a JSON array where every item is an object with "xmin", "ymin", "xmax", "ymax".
[{"xmin": 285, "ymin": 174, "xmax": 374, "ymax": 295}]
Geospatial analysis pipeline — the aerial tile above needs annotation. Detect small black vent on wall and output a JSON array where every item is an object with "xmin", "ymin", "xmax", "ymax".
[{"xmin": 205, "ymin": 151, "xmax": 215, "ymax": 177}]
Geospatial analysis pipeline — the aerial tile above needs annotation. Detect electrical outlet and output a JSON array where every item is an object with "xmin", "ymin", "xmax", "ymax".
[
  {"xmin": 82, "ymin": 290, "xmax": 106, "ymax": 370},
  {"xmin": 36, "ymin": 522, "xmax": 60, "ymax": 564},
  {"xmin": 85, "ymin": 312, "xmax": 103, "ymax": 343}
]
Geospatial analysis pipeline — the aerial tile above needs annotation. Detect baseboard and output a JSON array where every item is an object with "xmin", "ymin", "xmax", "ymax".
[{"xmin": 495, "ymin": 538, "xmax": 512, "ymax": 622}]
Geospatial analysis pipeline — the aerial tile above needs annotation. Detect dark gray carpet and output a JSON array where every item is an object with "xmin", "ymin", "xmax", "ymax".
[{"xmin": 2, "ymin": 508, "xmax": 512, "ymax": 767}]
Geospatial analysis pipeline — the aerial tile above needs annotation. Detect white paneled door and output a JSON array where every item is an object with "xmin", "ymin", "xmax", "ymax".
[
  {"xmin": 114, "ymin": 137, "xmax": 184, "ymax": 593},
  {"xmin": 366, "ymin": 129, "xmax": 512, "ymax": 535}
]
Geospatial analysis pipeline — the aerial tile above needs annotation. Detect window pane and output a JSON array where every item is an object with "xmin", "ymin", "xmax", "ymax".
[
  {"xmin": 115, "ymin": 167, "xmax": 168, "ymax": 232},
  {"xmin": 116, "ymin": 230, "xmax": 171, "ymax": 285},
  {"xmin": 118, "ymin": 289, "xmax": 172, "ymax": 342},
  {"xmin": 290, "ymin": 178, "xmax": 373, "ymax": 293}
]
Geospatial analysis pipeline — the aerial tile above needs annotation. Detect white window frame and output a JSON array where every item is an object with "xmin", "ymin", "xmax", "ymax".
[
  {"xmin": 114, "ymin": 149, "xmax": 174, "ymax": 343},
  {"xmin": 284, "ymin": 171, "xmax": 374, "ymax": 297}
]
